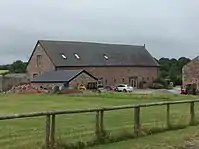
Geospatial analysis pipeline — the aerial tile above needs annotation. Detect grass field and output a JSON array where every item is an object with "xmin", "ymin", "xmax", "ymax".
[
  {"xmin": 0, "ymin": 70, "xmax": 9, "ymax": 74},
  {"xmin": 92, "ymin": 125, "xmax": 199, "ymax": 149},
  {"xmin": 0, "ymin": 93, "xmax": 198, "ymax": 149}
]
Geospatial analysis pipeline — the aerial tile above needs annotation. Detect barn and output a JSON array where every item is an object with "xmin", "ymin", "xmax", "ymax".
[{"xmin": 27, "ymin": 40, "xmax": 159, "ymax": 89}]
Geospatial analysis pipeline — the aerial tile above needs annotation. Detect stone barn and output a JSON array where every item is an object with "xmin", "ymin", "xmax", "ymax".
[{"xmin": 27, "ymin": 40, "xmax": 159, "ymax": 88}]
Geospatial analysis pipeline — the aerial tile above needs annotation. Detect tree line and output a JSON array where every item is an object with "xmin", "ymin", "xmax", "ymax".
[
  {"xmin": 155, "ymin": 57, "xmax": 191, "ymax": 85},
  {"xmin": 0, "ymin": 60, "xmax": 27, "ymax": 74},
  {"xmin": 0, "ymin": 57, "xmax": 191, "ymax": 85}
]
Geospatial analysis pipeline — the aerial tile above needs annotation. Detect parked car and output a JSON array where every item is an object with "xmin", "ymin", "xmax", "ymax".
[
  {"xmin": 97, "ymin": 85, "xmax": 105, "ymax": 92},
  {"xmin": 115, "ymin": 84, "xmax": 134, "ymax": 92}
]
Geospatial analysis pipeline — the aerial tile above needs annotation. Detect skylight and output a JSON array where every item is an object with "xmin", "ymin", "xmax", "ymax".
[
  {"xmin": 61, "ymin": 54, "xmax": 66, "ymax": 59},
  {"xmin": 103, "ymin": 54, "xmax": 109, "ymax": 60},
  {"xmin": 74, "ymin": 53, "xmax": 80, "ymax": 59},
  {"xmin": 61, "ymin": 54, "xmax": 67, "ymax": 59}
]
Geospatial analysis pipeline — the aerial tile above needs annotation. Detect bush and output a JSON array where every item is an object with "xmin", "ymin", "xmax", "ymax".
[
  {"xmin": 150, "ymin": 77, "xmax": 170, "ymax": 89},
  {"xmin": 149, "ymin": 83, "xmax": 165, "ymax": 89}
]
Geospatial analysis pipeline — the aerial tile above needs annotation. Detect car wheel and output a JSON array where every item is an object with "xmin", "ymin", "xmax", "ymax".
[{"xmin": 123, "ymin": 89, "xmax": 127, "ymax": 92}]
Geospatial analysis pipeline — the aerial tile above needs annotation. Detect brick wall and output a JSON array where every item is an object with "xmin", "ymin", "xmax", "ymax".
[
  {"xmin": 26, "ymin": 43, "xmax": 55, "ymax": 79},
  {"xmin": 69, "ymin": 72, "xmax": 97, "ymax": 88},
  {"xmin": 57, "ymin": 66, "xmax": 158, "ymax": 88}
]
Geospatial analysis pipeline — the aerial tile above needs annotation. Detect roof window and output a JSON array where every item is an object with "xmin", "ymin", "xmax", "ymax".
[
  {"xmin": 103, "ymin": 54, "xmax": 109, "ymax": 60},
  {"xmin": 74, "ymin": 53, "xmax": 80, "ymax": 59},
  {"xmin": 60, "ymin": 53, "xmax": 67, "ymax": 59}
]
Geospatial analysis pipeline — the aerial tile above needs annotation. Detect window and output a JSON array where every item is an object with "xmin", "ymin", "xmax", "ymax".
[
  {"xmin": 98, "ymin": 78, "xmax": 103, "ymax": 85},
  {"xmin": 37, "ymin": 55, "xmax": 42, "ymax": 66},
  {"xmin": 61, "ymin": 53, "xmax": 67, "ymax": 59},
  {"xmin": 74, "ymin": 53, "xmax": 80, "ymax": 59},
  {"xmin": 33, "ymin": 73, "xmax": 38, "ymax": 78},
  {"xmin": 103, "ymin": 54, "xmax": 109, "ymax": 60},
  {"xmin": 118, "ymin": 84, "xmax": 125, "ymax": 87}
]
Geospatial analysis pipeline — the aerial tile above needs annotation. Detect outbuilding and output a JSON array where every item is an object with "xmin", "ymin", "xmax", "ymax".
[{"xmin": 31, "ymin": 69, "xmax": 98, "ymax": 89}]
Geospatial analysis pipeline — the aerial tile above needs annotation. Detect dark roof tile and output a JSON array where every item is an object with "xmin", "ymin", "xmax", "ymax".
[
  {"xmin": 31, "ymin": 69, "xmax": 97, "ymax": 83},
  {"xmin": 38, "ymin": 40, "xmax": 159, "ymax": 67}
]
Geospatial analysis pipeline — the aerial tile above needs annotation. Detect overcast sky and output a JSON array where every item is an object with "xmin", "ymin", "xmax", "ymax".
[{"xmin": 0, "ymin": 0, "xmax": 199, "ymax": 64}]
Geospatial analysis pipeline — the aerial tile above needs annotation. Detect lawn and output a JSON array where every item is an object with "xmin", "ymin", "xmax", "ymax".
[
  {"xmin": 0, "ymin": 93, "xmax": 198, "ymax": 149},
  {"xmin": 92, "ymin": 125, "xmax": 199, "ymax": 149},
  {"xmin": 0, "ymin": 70, "xmax": 9, "ymax": 74}
]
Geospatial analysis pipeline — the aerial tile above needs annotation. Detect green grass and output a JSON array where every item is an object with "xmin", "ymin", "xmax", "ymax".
[
  {"xmin": 0, "ymin": 93, "xmax": 198, "ymax": 149},
  {"xmin": 92, "ymin": 125, "xmax": 199, "ymax": 149},
  {"xmin": 0, "ymin": 69, "xmax": 9, "ymax": 74}
]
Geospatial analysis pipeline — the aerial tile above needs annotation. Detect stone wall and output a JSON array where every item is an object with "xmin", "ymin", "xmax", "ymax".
[
  {"xmin": 26, "ymin": 43, "xmax": 55, "ymax": 79},
  {"xmin": 57, "ymin": 66, "xmax": 158, "ymax": 88},
  {"xmin": 183, "ymin": 56, "xmax": 199, "ymax": 88}
]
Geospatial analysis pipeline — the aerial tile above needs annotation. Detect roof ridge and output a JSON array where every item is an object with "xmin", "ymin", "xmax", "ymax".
[{"xmin": 38, "ymin": 40, "xmax": 145, "ymax": 47}]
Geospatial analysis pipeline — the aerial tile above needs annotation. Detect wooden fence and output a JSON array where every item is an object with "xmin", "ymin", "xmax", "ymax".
[{"xmin": 0, "ymin": 99, "xmax": 199, "ymax": 149}]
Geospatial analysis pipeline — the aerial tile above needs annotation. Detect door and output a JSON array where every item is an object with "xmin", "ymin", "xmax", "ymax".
[{"xmin": 129, "ymin": 77, "xmax": 138, "ymax": 88}]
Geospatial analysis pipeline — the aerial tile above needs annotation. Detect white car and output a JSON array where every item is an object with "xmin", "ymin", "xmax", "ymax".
[{"xmin": 115, "ymin": 84, "xmax": 134, "ymax": 92}]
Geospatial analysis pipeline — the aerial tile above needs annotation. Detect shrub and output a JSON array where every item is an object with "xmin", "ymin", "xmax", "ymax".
[{"xmin": 149, "ymin": 83, "xmax": 165, "ymax": 89}]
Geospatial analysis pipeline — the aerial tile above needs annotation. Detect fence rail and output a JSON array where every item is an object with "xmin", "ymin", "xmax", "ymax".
[{"xmin": 0, "ymin": 99, "xmax": 199, "ymax": 149}]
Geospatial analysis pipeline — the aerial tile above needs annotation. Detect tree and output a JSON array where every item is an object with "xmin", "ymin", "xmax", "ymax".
[
  {"xmin": 9, "ymin": 60, "xmax": 27, "ymax": 73},
  {"xmin": 157, "ymin": 57, "xmax": 191, "ymax": 86},
  {"xmin": 178, "ymin": 57, "xmax": 191, "ymax": 69}
]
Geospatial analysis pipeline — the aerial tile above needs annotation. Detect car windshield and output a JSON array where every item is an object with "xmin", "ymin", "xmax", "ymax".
[
  {"xmin": 118, "ymin": 84, "xmax": 125, "ymax": 87},
  {"xmin": 98, "ymin": 85, "xmax": 104, "ymax": 88}
]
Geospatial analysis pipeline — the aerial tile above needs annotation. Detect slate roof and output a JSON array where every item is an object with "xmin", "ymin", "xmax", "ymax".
[
  {"xmin": 31, "ymin": 69, "xmax": 97, "ymax": 83},
  {"xmin": 37, "ymin": 40, "xmax": 159, "ymax": 67}
]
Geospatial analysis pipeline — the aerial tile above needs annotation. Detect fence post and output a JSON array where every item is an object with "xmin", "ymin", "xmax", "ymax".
[
  {"xmin": 134, "ymin": 106, "xmax": 140, "ymax": 136},
  {"xmin": 95, "ymin": 111, "xmax": 100, "ymax": 137},
  {"xmin": 166, "ymin": 104, "xmax": 170, "ymax": 128},
  {"xmin": 100, "ymin": 110, "xmax": 104, "ymax": 135},
  {"xmin": 50, "ymin": 114, "xmax": 56, "ymax": 147},
  {"xmin": 190, "ymin": 102, "xmax": 195, "ymax": 125},
  {"xmin": 45, "ymin": 115, "xmax": 51, "ymax": 149}
]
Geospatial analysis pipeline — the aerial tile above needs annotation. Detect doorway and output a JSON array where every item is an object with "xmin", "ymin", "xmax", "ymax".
[{"xmin": 129, "ymin": 77, "xmax": 138, "ymax": 88}]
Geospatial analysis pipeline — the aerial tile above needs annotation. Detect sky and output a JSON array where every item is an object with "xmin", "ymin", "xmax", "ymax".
[{"xmin": 0, "ymin": 0, "xmax": 199, "ymax": 64}]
